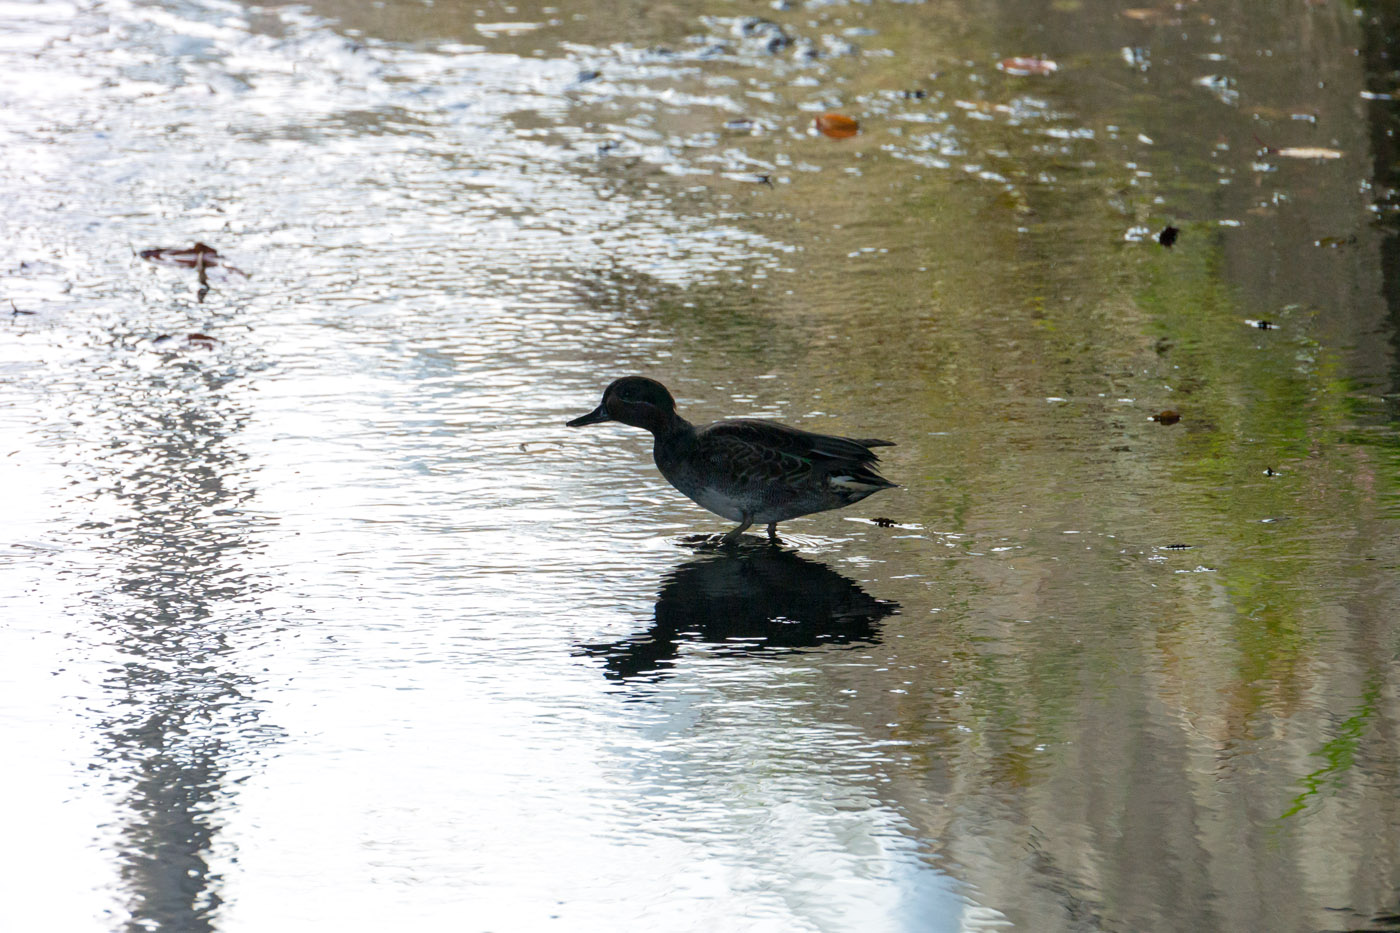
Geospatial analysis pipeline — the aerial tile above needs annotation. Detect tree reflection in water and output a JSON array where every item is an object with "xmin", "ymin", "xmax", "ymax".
[{"xmin": 82, "ymin": 357, "xmax": 277, "ymax": 933}]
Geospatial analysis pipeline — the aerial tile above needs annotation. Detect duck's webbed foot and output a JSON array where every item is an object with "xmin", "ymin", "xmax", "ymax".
[{"xmin": 720, "ymin": 519, "xmax": 753, "ymax": 545}]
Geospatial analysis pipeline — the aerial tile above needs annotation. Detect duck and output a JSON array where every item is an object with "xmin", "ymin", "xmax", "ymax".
[{"xmin": 566, "ymin": 376, "xmax": 896, "ymax": 543}]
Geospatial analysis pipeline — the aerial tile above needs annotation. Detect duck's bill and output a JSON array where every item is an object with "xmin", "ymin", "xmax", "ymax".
[{"xmin": 566, "ymin": 404, "xmax": 612, "ymax": 427}]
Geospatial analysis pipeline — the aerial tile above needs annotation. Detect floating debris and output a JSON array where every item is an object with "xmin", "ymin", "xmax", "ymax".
[
  {"xmin": 10, "ymin": 300, "xmax": 35, "ymax": 316},
  {"xmin": 814, "ymin": 113, "xmax": 860, "ymax": 138},
  {"xmin": 1253, "ymin": 135, "xmax": 1343, "ymax": 160},
  {"xmin": 1121, "ymin": 6, "xmax": 1181, "ymax": 24},
  {"xmin": 154, "ymin": 332, "xmax": 219, "ymax": 349},
  {"xmin": 1315, "ymin": 235, "xmax": 1356, "ymax": 248},
  {"xmin": 139, "ymin": 242, "xmax": 245, "ymax": 275},
  {"xmin": 721, "ymin": 171, "xmax": 774, "ymax": 186},
  {"xmin": 1248, "ymin": 319, "xmax": 1277, "ymax": 330},
  {"xmin": 1274, "ymin": 146, "xmax": 1343, "ymax": 160},
  {"xmin": 1151, "ymin": 410, "xmax": 1181, "ymax": 425},
  {"xmin": 1158, "ymin": 225, "xmax": 1179, "ymax": 248},
  {"xmin": 997, "ymin": 57, "xmax": 1058, "ymax": 77},
  {"xmin": 140, "ymin": 242, "xmax": 248, "ymax": 303}
]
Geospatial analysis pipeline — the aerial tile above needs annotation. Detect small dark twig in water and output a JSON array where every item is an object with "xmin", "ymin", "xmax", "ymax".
[
  {"xmin": 11, "ymin": 300, "xmax": 36, "ymax": 317},
  {"xmin": 195, "ymin": 248, "xmax": 212, "ymax": 302}
]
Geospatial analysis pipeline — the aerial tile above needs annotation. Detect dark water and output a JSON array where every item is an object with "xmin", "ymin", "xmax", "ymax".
[{"xmin": 2, "ymin": 0, "xmax": 1399, "ymax": 930}]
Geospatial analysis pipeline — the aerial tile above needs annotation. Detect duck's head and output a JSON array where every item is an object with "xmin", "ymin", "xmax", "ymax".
[{"xmin": 567, "ymin": 376, "xmax": 678, "ymax": 433}]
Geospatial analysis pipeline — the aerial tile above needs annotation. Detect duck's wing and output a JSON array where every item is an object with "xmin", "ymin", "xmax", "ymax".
[{"xmin": 696, "ymin": 420, "xmax": 894, "ymax": 487}]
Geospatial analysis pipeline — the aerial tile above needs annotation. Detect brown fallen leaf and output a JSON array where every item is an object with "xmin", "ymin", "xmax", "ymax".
[
  {"xmin": 814, "ymin": 113, "xmax": 860, "ymax": 138},
  {"xmin": 997, "ymin": 57, "xmax": 1058, "ymax": 76}
]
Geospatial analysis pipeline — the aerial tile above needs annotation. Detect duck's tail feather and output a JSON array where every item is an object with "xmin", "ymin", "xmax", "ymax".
[{"xmin": 831, "ymin": 468, "xmax": 898, "ymax": 492}]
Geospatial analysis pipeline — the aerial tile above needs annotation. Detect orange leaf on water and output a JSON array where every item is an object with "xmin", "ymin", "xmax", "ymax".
[{"xmin": 814, "ymin": 113, "xmax": 860, "ymax": 138}]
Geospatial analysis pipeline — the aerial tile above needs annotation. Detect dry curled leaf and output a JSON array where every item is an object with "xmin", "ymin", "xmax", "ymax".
[
  {"xmin": 997, "ymin": 57, "xmax": 1058, "ymax": 76},
  {"xmin": 813, "ymin": 113, "xmax": 860, "ymax": 138}
]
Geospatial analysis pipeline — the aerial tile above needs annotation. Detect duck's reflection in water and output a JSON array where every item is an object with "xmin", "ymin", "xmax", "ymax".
[{"xmin": 584, "ymin": 540, "xmax": 898, "ymax": 682}]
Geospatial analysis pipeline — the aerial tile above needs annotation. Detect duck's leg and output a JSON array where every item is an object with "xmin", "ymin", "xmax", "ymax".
[
  {"xmin": 720, "ymin": 518, "xmax": 753, "ymax": 545},
  {"xmin": 766, "ymin": 522, "xmax": 780, "ymax": 542}
]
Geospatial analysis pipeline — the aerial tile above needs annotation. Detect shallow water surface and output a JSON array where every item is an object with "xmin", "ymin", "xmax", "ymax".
[{"xmin": 2, "ymin": 0, "xmax": 1400, "ymax": 930}]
